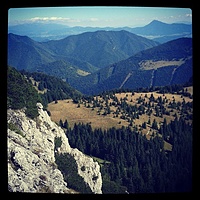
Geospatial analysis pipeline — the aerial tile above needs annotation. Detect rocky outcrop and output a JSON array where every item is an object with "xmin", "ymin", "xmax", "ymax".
[{"xmin": 7, "ymin": 103, "xmax": 102, "ymax": 193}]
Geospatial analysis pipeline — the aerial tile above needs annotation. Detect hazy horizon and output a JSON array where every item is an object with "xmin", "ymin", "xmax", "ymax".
[{"xmin": 8, "ymin": 6, "xmax": 192, "ymax": 28}]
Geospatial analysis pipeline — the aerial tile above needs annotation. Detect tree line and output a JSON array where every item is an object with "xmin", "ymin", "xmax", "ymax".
[
  {"xmin": 7, "ymin": 66, "xmax": 83, "ymax": 118},
  {"xmin": 65, "ymin": 117, "xmax": 192, "ymax": 194},
  {"xmin": 7, "ymin": 66, "xmax": 42, "ymax": 119}
]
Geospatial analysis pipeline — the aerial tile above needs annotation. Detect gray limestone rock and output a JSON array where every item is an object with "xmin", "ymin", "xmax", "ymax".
[{"xmin": 7, "ymin": 103, "xmax": 102, "ymax": 194}]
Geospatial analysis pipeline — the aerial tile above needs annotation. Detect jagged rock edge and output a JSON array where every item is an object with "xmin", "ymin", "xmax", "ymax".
[{"xmin": 7, "ymin": 103, "xmax": 102, "ymax": 193}]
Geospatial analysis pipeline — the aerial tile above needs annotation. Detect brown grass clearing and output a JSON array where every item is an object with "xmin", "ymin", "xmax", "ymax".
[
  {"xmin": 114, "ymin": 90, "xmax": 192, "ymax": 104},
  {"xmin": 139, "ymin": 59, "xmax": 185, "ymax": 70},
  {"xmin": 48, "ymin": 99, "xmax": 129, "ymax": 130},
  {"xmin": 48, "ymin": 90, "xmax": 192, "ymax": 129}
]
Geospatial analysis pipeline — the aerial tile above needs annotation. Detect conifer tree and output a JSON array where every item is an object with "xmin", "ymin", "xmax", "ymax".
[{"xmin": 59, "ymin": 119, "xmax": 63, "ymax": 128}]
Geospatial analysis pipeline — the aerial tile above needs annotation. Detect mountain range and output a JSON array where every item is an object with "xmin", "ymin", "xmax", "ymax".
[
  {"xmin": 8, "ymin": 26, "xmax": 192, "ymax": 96},
  {"xmin": 8, "ymin": 20, "xmax": 192, "ymax": 43},
  {"xmin": 8, "ymin": 30, "xmax": 159, "ymax": 79}
]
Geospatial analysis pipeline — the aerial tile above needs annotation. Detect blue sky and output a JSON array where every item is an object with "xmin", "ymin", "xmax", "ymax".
[{"xmin": 8, "ymin": 6, "xmax": 192, "ymax": 27}]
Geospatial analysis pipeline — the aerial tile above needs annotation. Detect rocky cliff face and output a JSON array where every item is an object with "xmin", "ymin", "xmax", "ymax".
[{"xmin": 7, "ymin": 103, "xmax": 102, "ymax": 194}]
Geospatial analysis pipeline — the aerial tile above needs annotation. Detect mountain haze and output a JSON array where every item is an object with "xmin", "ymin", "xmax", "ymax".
[
  {"xmin": 8, "ymin": 23, "xmax": 115, "ymax": 42},
  {"xmin": 8, "ymin": 20, "xmax": 192, "ymax": 43}
]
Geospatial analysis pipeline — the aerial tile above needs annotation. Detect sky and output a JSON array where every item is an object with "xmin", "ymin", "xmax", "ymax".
[{"xmin": 8, "ymin": 6, "xmax": 192, "ymax": 27}]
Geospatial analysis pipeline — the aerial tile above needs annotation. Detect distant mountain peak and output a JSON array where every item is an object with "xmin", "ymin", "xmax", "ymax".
[
  {"xmin": 145, "ymin": 20, "xmax": 168, "ymax": 27},
  {"xmin": 149, "ymin": 20, "xmax": 166, "ymax": 24},
  {"xmin": 131, "ymin": 19, "xmax": 192, "ymax": 42}
]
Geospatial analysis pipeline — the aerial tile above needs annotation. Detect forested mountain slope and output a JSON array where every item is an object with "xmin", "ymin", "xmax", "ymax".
[
  {"xmin": 7, "ymin": 31, "xmax": 159, "ymax": 81},
  {"xmin": 7, "ymin": 66, "xmax": 82, "ymax": 118},
  {"xmin": 47, "ymin": 84, "xmax": 193, "ymax": 194},
  {"xmin": 7, "ymin": 65, "xmax": 43, "ymax": 119},
  {"xmin": 70, "ymin": 37, "xmax": 192, "ymax": 95},
  {"xmin": 42, "ymin": 30, "xmax": 159, "ymax": 69}
]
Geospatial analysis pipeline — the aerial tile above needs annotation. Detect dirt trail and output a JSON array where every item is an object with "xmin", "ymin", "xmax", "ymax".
[
  {"xmin": 119, "ymin": 72, "xmax": 132, "ymax": 89},
  {"xmin": 150, "ymin": 69, "xmax": 155, "ymax": 87}
]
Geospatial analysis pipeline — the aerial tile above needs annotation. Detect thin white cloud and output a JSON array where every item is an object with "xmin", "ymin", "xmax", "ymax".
[
  {"xmin": 186, "ymin": 13, "xmax": 192, "ymax": 18},
  {"xmin": 89, "ymin": 18, "xmax": 99, "ymax": 22},
  {"xmin": 29, "ymin": 16, "xmax": 73, "ymax": 23}
]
